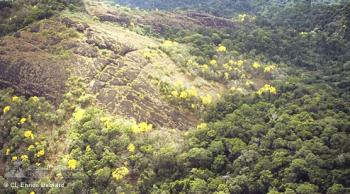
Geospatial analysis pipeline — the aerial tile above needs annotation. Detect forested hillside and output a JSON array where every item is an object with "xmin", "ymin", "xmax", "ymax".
[
  {"xmin": 109, "ymin": 0, "xmax": 346, "ymax": 16},
  {"xmin": 0, "ymin": 0, "xmax": 349, "ymax": 193}
]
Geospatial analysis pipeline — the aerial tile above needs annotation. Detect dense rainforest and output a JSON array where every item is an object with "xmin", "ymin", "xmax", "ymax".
[{"xmin": 0, "ymin": 0, "xmax": 349, "ymax": 193}]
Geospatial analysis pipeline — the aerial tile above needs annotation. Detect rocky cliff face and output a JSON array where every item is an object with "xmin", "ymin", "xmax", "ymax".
[
  {"xmin": 0, "ymin": 6, "xmax": 225, "ymax": 130},
  {"xmin": 0, "ymin": 20, "xmax": 70, "ymax": 102}
]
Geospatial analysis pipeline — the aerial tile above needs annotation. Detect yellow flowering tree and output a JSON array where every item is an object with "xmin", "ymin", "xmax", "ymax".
[
  {"xmin": 171, "ymin": 90, "xmax": 179, "ymax": 97},
  {"xmin": 160, "ymin": 80, "xmax": 215, "ymax": 111},
  {"xmin": 12, "ymin": 96, "xmax": 21, "ymax": 103},
  {"xmin": 252, "ymin": 62, "xmax": 261, "ymax": 69},
  {"xmin": 200, "ymin": 95, "xmax": 212, "ymax": 105},
  {"xmin": 142, "ymin": 49, "xmax": 156, "ymax": 60},
  {"xmin": 74, "ymin": 108, "xmax": 86, "ymax": 121},
  {"xmin": 264, "ymin": 65, "xmax": 276, "ymax": 73},
  {"xmin": 35, "ymin": 149, "xmax": 45, "ymax": 158},
  {"xmin": 187, "ymin": 87, "xmax": 198, "ymax": 97},
  {"xmin": 86, "ymin": 145, "xmax": 91, "ymax": 152},
  {"xmin": 224, "ymin": 72, "xmax": 230, "ymax": 80},
  {"xmin": 68, "ymin": 159, "xmax": 78, "ymax": 170},
  {"xmin": 30, "ymin": 96, "xmax": 39, "ymax": 102},
  {"xmin": 235, "ymin": 13, "xmax": 256, "ymax": 23},
  {"xmin": 197, "ymin": 123, "xmax": 208, "ymax": 130},
  {"xmin": 162, "ymin": 40, "xmax": 178, "ymax": 48},
  {"xmin": 24, "ymin": 130, "xmax": 35, "ymax": 139},
  {"xmin": 216, "ymin": 45, "xmax": 227, "ymax": 52},
  {"xmin": 210, "ymin": 59, "xmax": 217, "ymax": 66},
  {"xmin": 179, "ymin": 91, "xmax": 188, "ymax": 99},
  {"xmin": 257, "ymin": 84, "xmax": 277, "ymax": 95},
  {"xmin": 128, "ymin": 143, "xmax": 136, "ymax": 153},
  {"xmin": 237, "ymin": 14, "xmax": 248, "ymax": 22},
  {"xmin": 0, "ymin": 91, "xmax": 54, "ymax": 172},
  {"xmin": 3, "ymin": 105, "xmax": 10, "ymax": 113},
  {"xmin": 28, "ymin": 145, "xmax": 35, "ymax": 151},
  {"xmin": 236, "ymin": 60, "xmax": 244, "ymax": 67},
  {"xmin": 132, "ymin": 122, "xmax": 153, "ymax": 133},
  {"xmin": 19, "ymin": 117, "xmax": 27, "ymax": 124},
  {"xmin": 21, "ymin": 155, "xmax": 29, "ymax": 162},
  {"xmin": 112, "ymin": 167, "xmax": 129, "ymax": 181},
  {"xmin": 200, "ymin": 64, "xmax": 209, "ymax": 72}
]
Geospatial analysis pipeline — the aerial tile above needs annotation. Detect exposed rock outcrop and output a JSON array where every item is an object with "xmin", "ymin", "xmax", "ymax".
[{"xmin": 0, "ymin": 15, "xmax": 205, "ymax": 129}]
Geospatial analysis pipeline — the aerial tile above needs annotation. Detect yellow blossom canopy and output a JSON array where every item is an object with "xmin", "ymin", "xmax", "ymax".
[
  {"xmin": 264, "ymin": 65, "xmax": 276, "ymax": 73},
  {"xmin": 12, "ymin": 96, "xmax": 20, "ymax": 102},
  {"xmin": 162, "ymin": 40, "xmax": 177, "ymax": 47},
  {"xmin": 131, "ymin": 122, "xmax": 153, "ymax": 133},
  {"xmin": 128, "ymin": 143, "xmax": 136, "ymax": 153},
  {"xmin": 3, "ymin": 106, "xmax": 10, "ymax": 113},
  {"xmin": 21, "ymin": 155, "xmax": 29, "ymax": 161},
  {"xmin": 112, "ymin": 167, "xmax": 129, "ymax": 181},
  {"xmin": 216, "ymin": 45, "xmax": 227, "ymax": 52},
  {"xmin": 236, "ymin": 60, "xmax": 244, "ymax": 67},
  {"xmin": 252, "ymin": 62, "xmax": 261, "ymax": 69},
  {"xmin": 74, "ymin": 108, "xmax": 85, "ymax": 121},
  {"xmin": 224, "ymin": 72, "xmax": 230, "ymax": 79},
  {"xmin": 237, "ymin": 14, "xmax": 247, "ymax": 22},
  {"xmin": 223, "ymin": 63, "xmax": 230, "ymax": 69},
  {"xmin": 257, "ymin": 84, "xmax": 277, "ymax": 95},
  {"xmin": 68, "ymin": 159, "xmax": 78, "ymax": 170},
  {"xmin": 24, "ymin": 130, "xmax": 35, "ymax": 139},
  {"xmin": 201, "ymin": 64, "xmax": 209, "ymax": 71},
  {"xmin": 19, "ymin": 118, "xmax": 27, "ymax": 124},
  {"xmin": 85, "ymin": 145, "xmax": 91, "ymax": 152},
  {"xmin": 197, "ymin": 123, "xmax": 208, "ymax": 129},
  {"xmin": 187, "ymin": 87, "xmax": 198, "ymax": 97},
  {"xmin": 31, "ymin": 96, "xmax": 39, "ymax": 102},
  {"xmin": 28, "ymin": 145, "xmax": 35, "ymax": 151},
  {"xmin": 171, "ymin": 90, "xmax": 179, "ymax": 97},
  {"xmin": 179, "ymin": 91, "xmax": 188, "ymax": 99},
  {"xmin": 200, "ymin": 95, "xmax": 212, "ymax": 105},
  {"xmin": 210, "ymin": 59, "xmax": 217, "ymax": 65},
  {"xmin": 35, "ymin": 149, "xmax": 45, "ymax": 158}
]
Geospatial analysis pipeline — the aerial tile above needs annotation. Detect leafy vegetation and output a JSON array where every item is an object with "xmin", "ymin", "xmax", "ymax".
[
  {"xmin": 0, "ymin": 89, "xmax": 61, "ymax": 194},
  {"xmin": 0, "ymin": 0, "xmax": 82, "ymax": 36},
  {"xmin": 0, "ymin": 0, "xmax": 350, "ymax": 194},
  {"xmin": 151, "ymin": 81, "xmax": 349, "ymax": 194}
]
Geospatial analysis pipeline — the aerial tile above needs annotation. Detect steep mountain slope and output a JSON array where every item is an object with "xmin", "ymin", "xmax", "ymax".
[
  {"xmin": 0, "ymin": 0, "xmax": 277, "ymax": 130},
  {"xmin": 105, "ymin": 0, "xmax": 345, "ymax": 17},
  {"xmin": 84, "ymin": 0, "xmax": 241, "ymax": 35},
  {"xmin": 0, "ymin": 5, "xmax": 229, "ymax": 130},
  {"xmin": 0, "ymin": 0, "xmax": 349, "ymax": 194}
]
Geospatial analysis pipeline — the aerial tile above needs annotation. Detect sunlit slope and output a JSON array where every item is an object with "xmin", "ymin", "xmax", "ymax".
[{"xmin": 0, "ymin": 10, "xmax": 228, "ymax": 130}]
